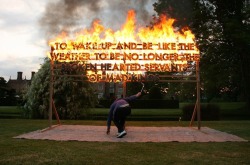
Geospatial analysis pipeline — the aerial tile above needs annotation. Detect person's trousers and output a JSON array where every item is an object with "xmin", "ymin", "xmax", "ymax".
[{"xmin": 113, "ymin": 106, "xmax": 131, "ymax": 133}]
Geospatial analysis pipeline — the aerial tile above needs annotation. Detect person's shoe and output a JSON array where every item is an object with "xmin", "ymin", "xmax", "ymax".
[{"xmin": 117, "ymin": 130, "xmax": 127, "ymax": 138}]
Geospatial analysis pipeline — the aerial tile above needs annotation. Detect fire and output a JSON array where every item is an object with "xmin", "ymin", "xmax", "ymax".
[{"xmin": 48, "ymin": 10, "xmax": 200, "ymax": 82}]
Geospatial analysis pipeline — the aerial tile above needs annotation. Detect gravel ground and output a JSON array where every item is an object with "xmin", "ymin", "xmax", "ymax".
[{"xmin": 14, "ymin": 125, "xmax": 247, "ymax": 142}]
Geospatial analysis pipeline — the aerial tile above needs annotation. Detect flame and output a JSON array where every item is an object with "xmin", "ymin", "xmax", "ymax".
[{"xmin": 48, "ymin": 10, "xmax": 200, "ymax": 82}]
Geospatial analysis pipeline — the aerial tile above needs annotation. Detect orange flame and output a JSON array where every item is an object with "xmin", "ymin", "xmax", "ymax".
[{"xmin": 48, "ymin": 10, "xmax": 199, "ymax": 82}]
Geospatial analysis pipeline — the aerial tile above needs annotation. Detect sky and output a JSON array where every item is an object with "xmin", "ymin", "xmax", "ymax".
[
  {"xmin": 0, "ymin": 0, "xmax": 157, "ymax": 81},
  {"xmin": 0, "ymin": 0, "xmax": 49, "ymax": 80}
]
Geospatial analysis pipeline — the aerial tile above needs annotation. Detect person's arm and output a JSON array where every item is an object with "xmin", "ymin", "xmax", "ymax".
[
  {"xmin": 124, "ymin": 92, "xmax": 141, "ymax": 103},
  {"xmin": 107, "ymin": 103, "xmax": 116, "ymax": 134},
  {"xmin": 106, "ymin": 110, "xmax": 112, "ymax": 134},
  {"xmin": 135, "ymin": 92, "xmax": 141, "ymax": 98}
]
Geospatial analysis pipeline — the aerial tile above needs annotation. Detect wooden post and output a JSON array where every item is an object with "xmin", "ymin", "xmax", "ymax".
[
  {"xmin": 52, "ymin": 99, "xmax": 61, "ymax": 125},
  {"xmin": 123, "ymin": 82, "xmax": 126, "ymax": 98},
  {"xmin": 189, "ymin": 100, "xmax": 197, "ymax": 127},
  {"xmin": 49, "ymin": 59, "xmax": 54, "ymax": 127},
  {"xmin": 196, "ymin": 61, "xmax": 201, "ymax": 130}
]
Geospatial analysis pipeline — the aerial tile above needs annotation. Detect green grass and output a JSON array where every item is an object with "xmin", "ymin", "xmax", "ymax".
[{"xmin": 0, "ymin": 119, "xmax": 249, "ymax": 165}]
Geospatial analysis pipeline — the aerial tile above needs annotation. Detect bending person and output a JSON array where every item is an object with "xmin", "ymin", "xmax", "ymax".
[{"xmin": 106, "ymin": 92, "xmax": 141, "ymax": 138}]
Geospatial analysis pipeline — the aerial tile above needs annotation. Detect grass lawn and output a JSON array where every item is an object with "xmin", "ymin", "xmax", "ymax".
[{"xmin": 0, "ymin": 119, "xmax": 249, "ymax": 165}]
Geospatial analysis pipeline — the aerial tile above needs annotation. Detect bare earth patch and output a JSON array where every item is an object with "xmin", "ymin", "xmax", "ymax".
[{"xmin": 14, "ymin": 125, "xmax": 248, "ymax": 142}]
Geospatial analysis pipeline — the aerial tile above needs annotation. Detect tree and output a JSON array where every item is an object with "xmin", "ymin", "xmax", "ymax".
[
  {"xmin": 153, "ymin": 0, "xmax": 250, "ymax": 106},
  {"xmin": 24, "ymin": 59, "xmax": 98, "ymax": 119},
  {"xmin": 153, "ymin": 0, "xmax": 194, "ymax": 28},
  {"xmin": 0, "ymin": 77, "xmax": 17, "ymax": 106},
  {"xmin": 148, "ymin": 85, "xmax": 163, "ymax": 99},
  {"xmin": 210, "ymin": 0, "xmax": 250, "ymax": 106},
  {"xmin": 0, "ymin": 77, "xmax": 7, "ymax": 105},
  {"xmin": 153, "ymin": 0, "xmax": 201, "ymax": 102},
  {"xmin": 0, "ymin": 77, "xmax": 6, "ymax": 86},
  {"xmin": 192, "ymin": 0, "xmax": 250, "ymax": 103}
]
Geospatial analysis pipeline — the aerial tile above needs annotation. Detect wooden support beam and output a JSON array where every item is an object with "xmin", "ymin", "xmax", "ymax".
[
  {"xmin": 49, "ymin": 60, "xmax": 54, "ymax": 127},
  {"xmin": 52, "ymin": 100, "xmax": 61, "ymax": 125},
  {"xmin": 196, "ymin": 61, "xmax": 201, "ymax": 130}
]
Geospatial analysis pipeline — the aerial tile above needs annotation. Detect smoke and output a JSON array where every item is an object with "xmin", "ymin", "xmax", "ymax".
[{"xmin": 39, "ymin": 0, "xmax": 156, "ymax": 40}]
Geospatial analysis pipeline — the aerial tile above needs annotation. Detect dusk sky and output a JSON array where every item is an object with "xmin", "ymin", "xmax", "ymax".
[
  {"xmin": 0, "ymin": 0, "xmax": 156, "ymax": 81},
  {"xmin": 0, "ymin": 0, "xmax": 48, "ymax": 80}
]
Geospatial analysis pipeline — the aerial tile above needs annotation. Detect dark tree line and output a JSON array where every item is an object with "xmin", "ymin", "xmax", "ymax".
[
  {"xmin": 23, "ymin": 59, "xmax": 98, "ymax": 119},
  {"xmin": 0, "ymin": 77, "xmax": 18, "ymax": 106},
  {"xmin": 153, "ymin": 0, "xmax": 250, "ymax": 108}
]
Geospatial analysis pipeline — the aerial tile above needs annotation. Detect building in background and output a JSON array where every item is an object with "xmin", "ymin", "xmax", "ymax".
[
  {"xmin": 6, "ymin": 71, "xmax": 123, "ymax": 100},
  {"xmin": 7, "ymin": 71, "xmax": 35, "ymax": 95},
  {"xmin": 0, "ymin": 72, "xmax": 35, "ymax": 105},
  {"xmin": 92, "ymin": 82, "xmax": 123, "ymax": 99}
]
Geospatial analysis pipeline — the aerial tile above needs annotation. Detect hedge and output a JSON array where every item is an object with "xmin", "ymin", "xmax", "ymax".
[
  {"xmin": 97, "ymin": 99, "xmax": 179, "ymax": 109},
  {"xmin": 182, "ymin": 103, "xmax": 220, "ymax": 121}
]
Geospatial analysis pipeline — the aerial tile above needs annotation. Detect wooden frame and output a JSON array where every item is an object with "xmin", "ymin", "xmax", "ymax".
[{"xmin": 48, "ymin": 60, "xmax": 201, "ymax": 130}]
